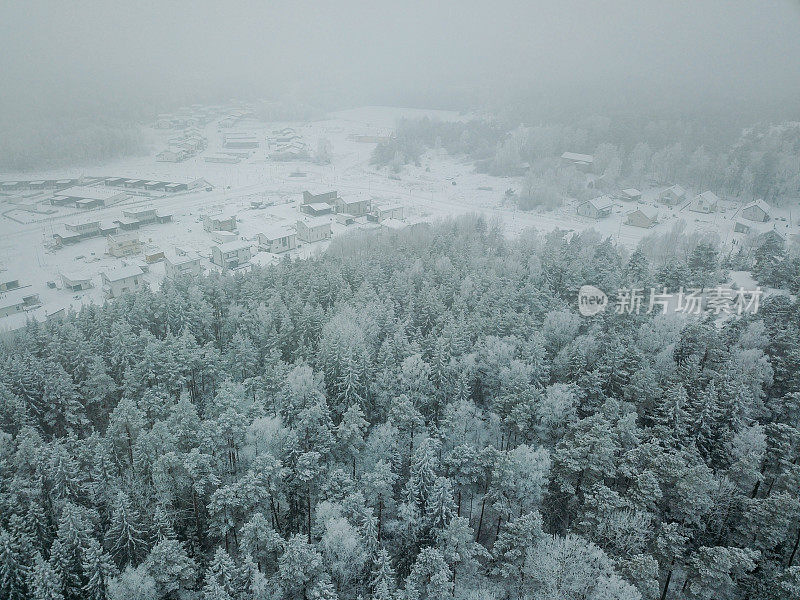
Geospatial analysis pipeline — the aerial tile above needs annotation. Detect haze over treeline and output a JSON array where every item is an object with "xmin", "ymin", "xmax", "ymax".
[{"xmin": 2, "ymin": 0, "xmax": 800, "ymax": 123}]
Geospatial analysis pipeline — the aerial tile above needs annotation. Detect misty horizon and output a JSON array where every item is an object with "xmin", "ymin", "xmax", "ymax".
[{"xmin": 2, "ymin": 1, "xmax": 800, "ymax": 122}]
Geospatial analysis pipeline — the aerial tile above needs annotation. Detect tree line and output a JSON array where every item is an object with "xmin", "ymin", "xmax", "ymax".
[{"xmin": 1, "ymin": 216, "xmax": 799, "ymax": 600}]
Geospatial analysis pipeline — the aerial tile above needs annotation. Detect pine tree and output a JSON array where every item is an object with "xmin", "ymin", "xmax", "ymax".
[
  {"xmin": 28, "ymin": 552, "xmax": 63, "ymax": 600},
  {"xmin": 105, "ymin": 491, "xmax": 148, "ymax": 567},
  {"xmin": 81, "ymin": 539, "xmax": 117, "ymax": 600}
]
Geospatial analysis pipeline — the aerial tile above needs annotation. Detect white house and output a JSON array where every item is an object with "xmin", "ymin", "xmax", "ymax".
[
  {"xmin": 164, "ymin": 251, "xmax": 203, "ymax": 278},
  {"xmin": 296, "ymin": 217, "xmax": 332, "ymax": 243},
  {"xmin": 576, "ymin": 196, "xmax": 613, "ymax": 219},
  {"xmin": 107, "ymin": 233, "xmax": 142, "ymax": 257},
  {"xmin": 658, "ymin": 185, "xmax": 686, "ymax": 205},
  {"xmin": 211, "ymin": 241, "xmax": 252, "ymax": 269},
  {"xmin": 101, "ymin": 266, "xmax": 144, "ymax": 298},
  {"xmin": 203, "ymin": 214, "xmax": 237, "ymax": 232},
  {"xmin": 618, "ymin": 188, "xmax": 642, "ymax": 202},
  {"xmin": 690, "ymin": 191, "xmax": 719, "ymax": 213},
  {"xmin": 258, "ymin": 226, "xmax": 297, "ymax": 253}
]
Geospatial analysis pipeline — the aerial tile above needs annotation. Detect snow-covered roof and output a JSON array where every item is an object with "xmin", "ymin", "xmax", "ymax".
[
  {"xmin": 695, "ymin": 191, "xmax": 719, "ymax": 204},
  {"xmin": 744, "ymin": 199, "xmax": 771, "ymax": 214},
  {"xmin": 663, "ymin": 184, "xmax": 686, "ymax": 197},
  {"xmin": 561, "ymin": 152, "xmax": 594, "ymax": 163},
  {"xmin": 165, "ymin": 251, "xmax": 201, "ymax": 265},
  {"xmin": 215, "ymin": 240, "xmax": 251, "ymax": 253},
  {"xmin": 298, "ymin": 216, "xmax": 332, "ymax": 229},
  {"xmin": 632, "ymin": 207, "xmax": 658, "ymax": 219},
  {"xmin": 260, "ymin": 225, "xmax": 295, "ymax": 240},
  {"xmin": 584, "ymin": 196, "xmax": 613, "ymax": 210},
  {"xmin": 54, "ymin": 186, "xmax": 123, "ymax": 200},
  {"xmin": 621, "ymin": 188, "xmax": 641, "ymax": 196},
  {"xmin": 306, "ymin": 202, "xmax": 332, "ymax": 211},
  {"xmin": 102, "ymin": 265, "xmax": 143, "ymax": 282}
]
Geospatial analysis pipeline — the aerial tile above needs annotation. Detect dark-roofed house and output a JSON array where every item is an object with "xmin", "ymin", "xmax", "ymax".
[
  {"xmin": 301, "ymin": 202, "xmax": 333, "ymax": 216},
  {"xmin": 741, "ymin": 199, "xmax": 771, "ymax": 222},
  {"xmin": 303, "ymin": 190, "xmax": 339, "ymax": 204}
]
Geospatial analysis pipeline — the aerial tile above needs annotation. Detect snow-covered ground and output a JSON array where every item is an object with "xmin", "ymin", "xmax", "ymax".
[{"xmin": 0, "ymin": 106, "xmax": 797, "ymax": 332}]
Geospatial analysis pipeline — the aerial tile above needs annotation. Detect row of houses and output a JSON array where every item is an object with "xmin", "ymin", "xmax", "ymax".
[
  {"xmin": 576, "ymin": 196, "xmax": 659, "ymax": 228},
  {"xmin": 53, "ymin": 207, "xmax": 172, "ymax": 245},
  {"xmin": 103, "ymin": 177, "xmax": 210, "ymax": 193},
  {"xmin": 1, "ymin": 178, "xmax": 86, "ymax": 193},
  {"xmin": 50, "ymin": 185, "xmax": 129, "ymax": 209}
]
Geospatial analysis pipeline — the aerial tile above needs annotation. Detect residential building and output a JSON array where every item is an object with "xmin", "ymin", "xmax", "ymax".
[
  {"xmin": 107, "ymin": 233, "xmax": 142, "ymax": 257},
  {"xmin": 368, "ymin": 204, "xmax": 404, "ymax": 222},
  {"xmin": 60, "ymin": 272, "xmax": 93, "ymax": 291},
  {"xmin": 259, "ymin": 226, "xmax": 297, "ymax": 253},
  {"xmin": 164, "ymin": 251, "xmax": 203, "ymax": 278},
  {"xmin": 626, "ymin": 208, "xmax": 659, "ymax": 228},
  {"xmin": 658, "ymin": 185, "xmax": 686, "ymax": 205},
  {"xmin": 690, "ymin": 191, "xmax": 720, "ymax": 213},
  {"xmin": 301, "ymin": 202, "xmax": 333, "ymax": 216},
  {"xmin": 0, "ymin": 277, "xmax": 21, "ymax": 292},
  {"xmin": 51, "ymin": 185, "xmax": 128, "ymax": 208},
  {"xmin": 296, "ymin": 217, "xmax": 332, "ymax": 243},
  {"xmin": 741, "ymin": 199, "xmax": 771, "ymax": 222},
  {"xmin": 618, "ymin": 188, "xmax": 642, "ymax": 202},
  {"xmin": 303, "ymin": 190, "xmax": 339, "ymax": 204},
  {"xmin": 211, "ymin": 241, "xmax": 252, "ymax": 269},
  {"xmin": 101, "ymin": 266, "xmax": 144, "ymax": 298},
  {"xmin": 0, "ymin": 290, "xmax": 40, "ymax": 318},
  {"xmin": 203, "ymin": 214, "xmax": 237, "ymax": 232},
  {"xmin": 335, "ymin": 196, "xmax": 369, "ymax": 216},
  {"xmin": 576, "ymin": 196, "xmax": 613, "ymax": 219}
]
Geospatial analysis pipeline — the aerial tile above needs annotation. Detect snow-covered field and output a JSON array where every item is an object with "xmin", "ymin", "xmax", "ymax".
[{"xmin": 0, "ymin": 106, "xmax": 797, "ymax": 332}]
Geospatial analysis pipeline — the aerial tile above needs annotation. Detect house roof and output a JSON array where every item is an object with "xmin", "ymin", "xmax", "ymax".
[
  {"xmin": 215, "ymin": 240, "xmax": 251, "ymax": 253},
  {"xmin": 298, "ymin": 216, "xmax": 331, "ymax": 229},
  {"xmin": 306, "ymin": 202, "xmax": 332, "ymax": 211},
  {"xmin": 621, "ymin": 188, "xmax": 641, "ymax": 196},
  {"xmin": 103, "ymin": 265, "xmax": 143, "ymax": 281},
  {"xmin": 663, "ymin": 184, "xmax": 686, "ymax": 197},
  {"xmin": 165, "ymin": 251, "xmax": 201, "ymax": 265},
  {"xmin": 584, "ymin": 196, "xmax": 613, "ymax": 211},
  {"xmin": 260, "ymin": 225, "xmax": 295, "ymax": 240},
  {"xmin": 54, "ymin": 186, "xmax": 123, "ymax": 201},
  {"xmin": 561, "ymin": 152, "xmax": 594, "ymax": 163},
  {"xmin": 695, "ymin": 191, "xmax": 719, "ymax": 204},
  {"xmin": 108, "ymin": 232, "xmax": 140, "ymax": 243},
  {"xmin": 630, "ymin": 207, "xmax": 658, "ymax": 220},
  {"xmin": 744, "ymin": 199, "xmax": 771, "ymax": 214}
]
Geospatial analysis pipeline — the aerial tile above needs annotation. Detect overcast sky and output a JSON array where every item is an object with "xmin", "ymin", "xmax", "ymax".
[{"xmin": 2, "ymin": 0, "xmax": 799, "ymax": 118}]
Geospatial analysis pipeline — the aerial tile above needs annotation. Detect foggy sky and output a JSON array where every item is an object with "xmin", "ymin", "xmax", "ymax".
[{"xmin": 2, "ymin": 0, "xmax": 800, "ymax": 119}]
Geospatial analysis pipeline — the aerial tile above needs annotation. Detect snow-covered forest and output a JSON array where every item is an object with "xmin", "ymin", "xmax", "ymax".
[{"xmin": 1, "ymin": 217, "xmax": 799, "ymax": 600}]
